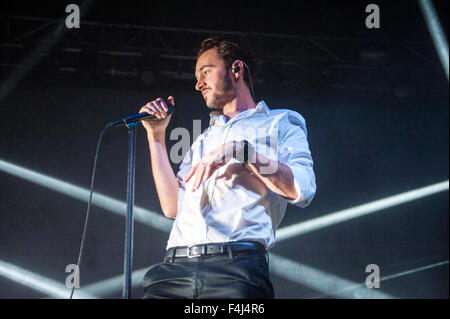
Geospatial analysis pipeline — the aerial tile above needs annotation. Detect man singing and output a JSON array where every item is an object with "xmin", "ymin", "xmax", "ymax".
[{"xmin": 140, "ymin": 36, "xmax": 316, "ymax": 299}]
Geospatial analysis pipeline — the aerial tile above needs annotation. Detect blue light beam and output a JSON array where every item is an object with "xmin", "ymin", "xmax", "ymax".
[
  {"xmin": 0, "ymin": 260, "xmax": 97, "ymax": 299},
  {"xmin": 276, "ymin": 180, "xmax": 449, "ymax": 242}
]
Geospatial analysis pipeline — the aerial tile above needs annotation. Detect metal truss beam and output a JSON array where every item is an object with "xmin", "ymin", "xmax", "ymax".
[{"xmin": 1, "ymin": 15, "xmax": 444, "ymax": 92}]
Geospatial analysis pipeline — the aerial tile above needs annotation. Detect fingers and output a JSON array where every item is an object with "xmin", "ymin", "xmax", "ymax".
[
  {"xmin": 139, "ymin": 102, "xmax": 161, "ymax": 119},
  {"xmin": 167, "ymin": 96, "xmax": 175, "ymax": 106},
  {"xmin": 155, "ymin": 98, "xmax": 168, "ymax": 113},
  {"xmin": 185, "ymin": 164, "xmax": 204, "ymax": 191},
  {"xmin": 140, "ymin": 97, "xmax": 172, "ymax": 120},
  {"xmin": 184, "ymin": 144, "xmax": 231, "ymax": 191},
  {"xmin": 202, "ymin": 163, "xmax": 212, "ymax": 184},
  {"xmin": 151, "ymin": 98, "xmax": 167, "ymax": 119},
  {"xmin": 184, "ymin": 163, "xmax": 199, "ymax": 183},
  {"xmin": 202, "ymin": 161, "xmax": 220, "ymax": 183},
  {"xmin": 184, "ymin": 162, "xmax": 220, "ymax": 192},
  {"xmin": 184, "ymin": 162, "xmax": 207, "ymax": 192},
  {"xmin": 192, "ymin": 164, "xmax": 206, "ymax": 192}
]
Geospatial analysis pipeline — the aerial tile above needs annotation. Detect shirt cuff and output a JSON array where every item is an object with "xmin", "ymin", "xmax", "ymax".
[
  {"xmin": 285, "ymin": 163, "xmax": 316, "ymax": 208},
  {"xmin": 286, "ymin": 173, "xmax": 304, "ymax": 205}
]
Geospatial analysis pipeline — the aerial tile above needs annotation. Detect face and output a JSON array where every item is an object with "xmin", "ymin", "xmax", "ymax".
[{"xmin": 195, "ymin": 48, "xmax": 234, "ymax": 109}]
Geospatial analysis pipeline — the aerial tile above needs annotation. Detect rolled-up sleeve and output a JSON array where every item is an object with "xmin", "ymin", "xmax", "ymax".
[{"xmin": 278, "ymin": 111, "xmax": 316, "ymax": 208}]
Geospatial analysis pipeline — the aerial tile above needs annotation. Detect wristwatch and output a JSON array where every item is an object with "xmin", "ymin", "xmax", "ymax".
[{"xmin": 238, "ymin": 140, "xmax": 255, "ymax": 165}]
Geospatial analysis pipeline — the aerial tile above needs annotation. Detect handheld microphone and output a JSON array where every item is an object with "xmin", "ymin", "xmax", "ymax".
[{"xmin": 110, "ymin": 102, "xmax": 174, "ymax": 127}]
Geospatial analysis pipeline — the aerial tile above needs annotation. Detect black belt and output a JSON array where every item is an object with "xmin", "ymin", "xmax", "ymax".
[{"xmin": 164, "ymin": 241, "xmax": 266, "ymax": 261}]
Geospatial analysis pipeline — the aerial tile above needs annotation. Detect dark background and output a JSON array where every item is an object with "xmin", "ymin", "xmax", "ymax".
[{"xmin": 0, "ymin": 0, "xmax": 448, "ymax": 298}]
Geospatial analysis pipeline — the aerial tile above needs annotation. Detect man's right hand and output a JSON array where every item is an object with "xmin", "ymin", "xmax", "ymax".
[
  {"xmin": 139, "ymin": 96, "xmax": 175, "ymax": 136},
  {"xmin": 140, "ymin": 96, "xmax": 179, "ymax": 218}
]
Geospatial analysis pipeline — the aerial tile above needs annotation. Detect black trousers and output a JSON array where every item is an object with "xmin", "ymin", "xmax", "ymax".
[{"xmin": 142, "ymin": 242, "xmax": 274, "ymax": 299}]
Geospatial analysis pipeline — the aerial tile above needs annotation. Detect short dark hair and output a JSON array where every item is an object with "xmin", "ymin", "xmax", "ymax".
[{"xmin": 197, "ymin": 36, "xmax": 257, "ymax": 88}]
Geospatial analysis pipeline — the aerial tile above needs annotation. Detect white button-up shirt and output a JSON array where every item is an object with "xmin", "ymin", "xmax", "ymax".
[{"xmin": 166, "ymin": 101, "xmax": 316, "ymax": 249}]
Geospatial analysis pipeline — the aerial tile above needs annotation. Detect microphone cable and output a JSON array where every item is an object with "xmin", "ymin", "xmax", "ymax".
[
  {"xmin": 68, "ymin": 108, "xmax": 172, "ymax": 298},
  {"xmin": 69, "ymin": 121, "xmax": 114, "ymax": 299}
]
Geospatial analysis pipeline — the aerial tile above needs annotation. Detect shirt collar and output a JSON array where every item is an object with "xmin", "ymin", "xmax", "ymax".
[{"xmin": 209, "ymin": 101, "xmax": 270, "ymax": 127}]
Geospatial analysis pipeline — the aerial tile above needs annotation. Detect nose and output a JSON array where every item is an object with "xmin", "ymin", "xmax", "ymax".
[
  {"xmin": 195, "ymin": 79, "xmax": 204, "ymax": 91},
  {"xmin": 195, "ymin": 74, "xmax": 205, "ymax": 91}
]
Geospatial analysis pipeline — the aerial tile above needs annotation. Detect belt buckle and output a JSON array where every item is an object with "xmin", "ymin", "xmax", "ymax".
[{"xmin": 187, "ymin": 245, "xmax": 196, "ymax": 259}]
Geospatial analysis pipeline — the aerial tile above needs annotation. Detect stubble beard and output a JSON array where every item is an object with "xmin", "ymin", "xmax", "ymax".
[{"xmin": 206, "ymin": 72, "xmax": 234, "ymax": 111}]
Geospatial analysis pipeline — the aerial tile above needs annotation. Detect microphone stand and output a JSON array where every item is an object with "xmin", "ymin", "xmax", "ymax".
[
  {"xmin": 123, "ymin": 121, "xmax": 137, "ymax": 299},
  {"xmin": 111, "ymin": 104, "xmax": 173, "ymax": 299}
]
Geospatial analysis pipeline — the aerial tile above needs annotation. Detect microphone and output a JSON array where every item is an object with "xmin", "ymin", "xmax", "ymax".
[{"xmin": 110, "ymin": 102, "xmax": 174, "ymax": 127}]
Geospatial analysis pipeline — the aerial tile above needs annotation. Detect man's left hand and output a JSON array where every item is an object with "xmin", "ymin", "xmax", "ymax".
[{"xmin": 184, "ymin": 141, "xmax": 242, "ymax": 192}]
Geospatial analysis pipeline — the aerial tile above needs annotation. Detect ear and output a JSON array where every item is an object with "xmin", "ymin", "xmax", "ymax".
[{"xmin": 231, "ymin": 60, "xmax": 244, "ymax": 79}]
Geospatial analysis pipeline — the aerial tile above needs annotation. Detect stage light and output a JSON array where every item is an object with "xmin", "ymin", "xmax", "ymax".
[
  {"xmin": 1, "ymin": 157, "xmax": 448, "ymax": 298},
  {"xmin": 0, "ymin": 158, "xmax": 173, "ymax": 233},
  {"xmin": 377, "ymin": 260, "xmax": 449, "ymax": 283},
  {"xmin": 78, "ymin": 267, "xmax": 149, "ymax": 297},
  {"xmin": 418, "ymin": 0, "xmax": 449, "ymax": 81},
  {"xmin": 308, "ymin": 259, "xmax": 449, "ymax": 299},
  {"xmin": 0, "ymin": 260, "xmax": 97, "ymax": 299},
  {"xmin": 55, "ymin": 255, "xmax": 449, "ymax": 299},
  {"xmin": 75, "ymin": 256, "xmax": 398, "ymax": 298},
  {"xmin": 268, "ymin": 253, "xmax": 396, "ymax": 298},
  {"xmin": 276, "ymin": 180, "xmax": 449, "ymax": 242}
]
